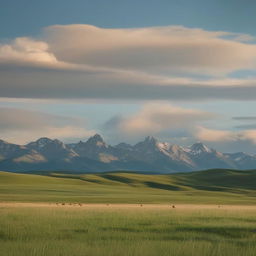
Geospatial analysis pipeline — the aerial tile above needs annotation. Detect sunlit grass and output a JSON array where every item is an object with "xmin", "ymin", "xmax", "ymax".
[
  {"xmin": 1, "ymin": 170, "xmax": 256, "ymax": 255},
  {"xmin": 0, "ymin": 170, "xmax": 256, "ymax": 204},
  {"xmin": 0, "ymin": 206, "xmax": 256, "ymax": 256}
]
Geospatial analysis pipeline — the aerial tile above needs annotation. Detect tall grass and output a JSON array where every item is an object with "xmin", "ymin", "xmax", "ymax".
[{"xmin": 0, "ymin": 206, "xmax": 256, "ymax": 256}]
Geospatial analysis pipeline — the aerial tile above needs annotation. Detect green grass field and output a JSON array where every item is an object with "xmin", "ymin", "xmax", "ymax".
[
  {"xmin": 0, "ymin": 169, "xmax": 256, "ymax": 204},
  {"xmin": 1, "ymin": 205, "xmax": 256, "ymax": 256},
  {"xmin": 1, "ymin": 169, "xmax": 256, "ymax": 256}
]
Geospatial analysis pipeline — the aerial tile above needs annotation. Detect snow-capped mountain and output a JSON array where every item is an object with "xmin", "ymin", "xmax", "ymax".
[
  {"xmin": 70, "ymin": 134, "xmax": 110, "ymax": 160},
  {"xmin": 224, "ymin": 152, "xmax": 256, "ymax": 169},
  {"xmin": 27, "ymin": 138, "xmax": 78, "ymax": 160},
  {"xmin": 1, "ymin": 134, "xmax": 256, "ymax": 173},
  {"xmin": 188, "ymin": 142, "xmax": 213, "ymax": 155}
]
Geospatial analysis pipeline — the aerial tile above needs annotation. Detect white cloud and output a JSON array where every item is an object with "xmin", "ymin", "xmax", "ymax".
[
  {"xmin": 105, "ymin": 103, "xmax": 214, "ymax": 136},
  {"xmin": 45, "ymin": 25, "xmax": 256, "ymax": 75},
  {"xmin": 0, "ymin": 37, "xmax": 57, "ymax": 64},
  {"xmin": 195, "ymin": 126, "xmax": 237, "ymax": 142},
  {"xmin": 1, "ymin": 24, "xmax": 256, "ymax": 100}
]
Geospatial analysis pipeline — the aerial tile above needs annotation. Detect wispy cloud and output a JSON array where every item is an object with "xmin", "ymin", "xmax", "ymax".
[
  {"xmin": 195, "ymin": 126, "xmax": 237, "ymax": 142},
  {"xmin": 195, "ymin": 126, "xmax": 256, "ymax": 144},
  {"xmin": 233, "ymin": 116, "xmax": 256, "ymax": 121}
]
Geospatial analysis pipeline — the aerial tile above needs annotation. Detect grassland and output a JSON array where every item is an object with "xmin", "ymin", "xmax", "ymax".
[
  {"xmin": 1, "ymin": 169, "xmax": 256, "ymax": 256},
  {"xmin": 1, "ymin": 204, "xmax": 256, "ymax": 256},
  {"xmin": 0, "ymin": 169, "xmax": 256, "ymax": 204}
]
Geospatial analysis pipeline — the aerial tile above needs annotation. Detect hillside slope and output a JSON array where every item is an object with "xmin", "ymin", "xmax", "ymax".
[{"xmin": 1, "ymin": 169, "xmax": 256, "ymax": 204}]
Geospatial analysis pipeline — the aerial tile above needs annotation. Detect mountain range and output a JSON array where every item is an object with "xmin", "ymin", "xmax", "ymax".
[{"xmin": 0, "ymin": 134, "xmax": 256, "ymax": 173}]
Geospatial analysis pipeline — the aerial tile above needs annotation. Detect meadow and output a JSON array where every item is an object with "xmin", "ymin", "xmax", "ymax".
[
  {"xmin": 1, "ymin": 170, "xmax": 256, "ymax": 256},
  {"xmin": 1, "ymin": 169, "xmax": 256, "ymax": 204},
  {"xmin": 1, "ymin": 204, "xmax": 256, "ymax": 256}
]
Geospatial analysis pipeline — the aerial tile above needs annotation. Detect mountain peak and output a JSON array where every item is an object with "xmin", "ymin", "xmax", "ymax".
[
  {"xmin": 91, "ymin": 134, "xmax": 104, "ymax": 142},
  {"xmin": 86, "ymin": 134, "xmax": 107, "ymax": 147},
  {"xmin": 190, "ymin": 142, "xmax": 212, "ymax": 154},
  {"xmin": 37, "ymin": 137, "xmax": 52, "ymax": 143},
  {"xmin": 27, "ymin": 137, "xmax": 53, "ymax": 149},
  {"xmin": 0, "ymin": 139, "xmax": 9, "ymax": 145},
  {"xmin": 134, "ymin": 136, "xmax": 159, "ymax": 152},
  {"xmin": 1, "ymin": 135, "xmax": 256, "ymax": 172},
  {"xmin": 144, "ymin": 136, "xmax": 158, "ymax": 144}
]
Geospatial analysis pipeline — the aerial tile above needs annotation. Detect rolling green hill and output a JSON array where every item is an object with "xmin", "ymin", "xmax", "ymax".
[{"xmin": 1, "ymin": 169, "xmax": 256, "ymax": 204}]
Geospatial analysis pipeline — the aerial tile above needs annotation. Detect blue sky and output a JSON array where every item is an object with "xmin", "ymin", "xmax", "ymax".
[
  {"xmin": 1, "ymin": 0, "xmax": 256, "ymax": 153},
  {"xmin": 1, "ymin": 0, "xmax": 256, "ymax": 38}
]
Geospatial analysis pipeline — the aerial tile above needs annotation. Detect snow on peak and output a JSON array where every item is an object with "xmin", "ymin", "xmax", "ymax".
[{"xmin": 189, "ymin": 142, "xmax": 212, "ymax": 154}]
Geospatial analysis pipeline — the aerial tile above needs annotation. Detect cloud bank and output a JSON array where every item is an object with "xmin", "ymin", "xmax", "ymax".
[
  {"xmin": 1, "ymin": 25, "xmax": 256, "ymax": 100},
  {"xmin": 45, "ymin": 25, "xmax": 256, "ymax": 75}
]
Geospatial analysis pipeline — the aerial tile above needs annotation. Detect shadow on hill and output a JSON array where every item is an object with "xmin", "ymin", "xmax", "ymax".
[
  {"xmin": 143, "ymin": 181, "xmax": 181, "ymax": 191},
  {"xmin": 173, "ymin": 169, "xmax": 256, "ymax": 191},
  {"xmin": 16, "ymin": 168, "xmax": 256, "ymax": 192},
  {"xmin": 49, "ymin": 173, "xmax": 107, "ymax": 184},
  {"xmin": 100, "ymin": 174, "xmax": 134, "ymax": 185}
]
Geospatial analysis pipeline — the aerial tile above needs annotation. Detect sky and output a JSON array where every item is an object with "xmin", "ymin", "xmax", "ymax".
[{"xmin": 1, "ymin": 0, "xmax": 256, "ymax": 153}]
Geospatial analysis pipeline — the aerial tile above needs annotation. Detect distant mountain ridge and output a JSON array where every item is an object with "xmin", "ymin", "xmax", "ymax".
[{"xmin": 0, "ymin": 134, "xmax": 256, "ymax": 173}]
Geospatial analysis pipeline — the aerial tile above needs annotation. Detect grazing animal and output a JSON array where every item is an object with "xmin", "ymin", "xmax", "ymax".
[
  {"xmin": 140, "ymin": 204, "xmax": 143, "ymax": 207},
  {"xmin": 61, "ymin": 203, "xmax": 65, "ymax": 206},
  {"xmin": 172, "ymin": 205, "xmax": 176, "ymax": 209},
  {"xmin": 79, "ymin": 203, "xmax": 82, "ymax": 206}
]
